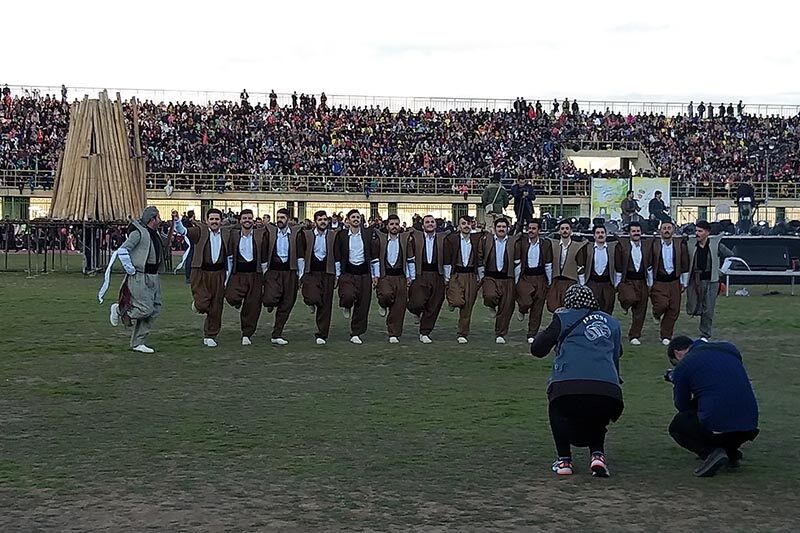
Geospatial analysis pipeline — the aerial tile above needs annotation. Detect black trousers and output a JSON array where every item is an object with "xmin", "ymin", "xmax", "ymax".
[
  {"xmin": 669, "ymin": 411, "xmax": 759, "ymax": 459},
  {"xmin": 548, "ymin": 395, "xmax": 624, "ymax": 457}
]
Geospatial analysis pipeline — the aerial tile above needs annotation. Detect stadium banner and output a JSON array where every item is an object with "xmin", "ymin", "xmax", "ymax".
[
  {"xmin": 590, "ymin": 178, "xmax": 630, "ymax": 220},
  {"xmin": 632, "ymin": 176, "xmax": 671, "ymax": 216}
]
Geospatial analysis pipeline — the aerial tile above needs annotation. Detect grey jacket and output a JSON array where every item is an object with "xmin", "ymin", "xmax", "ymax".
[
  {"xmin": 687, "ymin": 235, "xmax": 734, "ymax": 284},
  {"xmin": 120, "ymin": 219, "xmax": 165, "ymax": 273}
]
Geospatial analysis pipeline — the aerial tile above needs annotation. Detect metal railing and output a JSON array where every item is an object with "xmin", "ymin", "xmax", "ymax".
[
  {"xmin": 5, "ymin": 84, "xmax": 800, "ymax": 117},
  {"xmin": 2, "ymin": 169, "xmax": 799, "ymax": 200}
]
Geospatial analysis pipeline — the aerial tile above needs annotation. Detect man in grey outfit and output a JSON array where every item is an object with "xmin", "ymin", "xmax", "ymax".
[
  {"xmin": 686, "ymin": 220, "xmax": 734, "ymax": 339},
  {"xmin": 104, "ymin": 206, "xmax": 168, "ymax": 353}
]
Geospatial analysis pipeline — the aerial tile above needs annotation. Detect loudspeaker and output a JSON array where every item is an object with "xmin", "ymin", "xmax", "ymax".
[
  {"xmin": 578, "ymin": 217, "xmax": 591, "ymax": 231},
  {"xmin": 718, "ymin": 219, "xmax": 735, "ymax": 234},
  {"xmin": 710, "ymin": 221, "xmax": 722, "ymax": 235}
]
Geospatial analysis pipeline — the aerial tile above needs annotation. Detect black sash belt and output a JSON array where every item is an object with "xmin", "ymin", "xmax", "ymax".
[
  {"xmin": 310, "ymin": 257, "xmax": 326, "ymax": 272},
  {"xmin": 144, "ymin": 263, "xmax": 160, "ymax": 274},
  {"xmin": 237, "ymin": 261, "xmax": 257, "ymax": 273},
  {"xmin": 589, "ymin": 274, "xmax": 610, "ymax": 283},
  {"xmin": 454, "ymin": 265, "xmax": 476, "ymax": 274},
  {"xmin": 626, "ymin": 271, "xmax": 645, "ymax": 280},
  {"xmin": 524, "ymin": 266, "xmax": 545, "ymax": 276},
  {"xmin": 271, "ymin": 261, "xmax": 290, "ymax": 271},
  {"xmin": 345, "ymin": 262, "xmax": 369, "ymax": 275},
  {"xmin": 422, "ymin": 263, "xmax": 439, "ymax": 272},
  {"xmin": 202, "ymin": 262, "xmax": 225, "ymax": 272},
  {"xmin": 485, "ymin": 270, "xmax": 510, "ymax": 280},
  {"xmin": 385, "ymin": 267, "xmax": 404, "ymax": 276},
  {"xmin": 656, "ymin": 273, "xmax": 677, "ymax": 282}
]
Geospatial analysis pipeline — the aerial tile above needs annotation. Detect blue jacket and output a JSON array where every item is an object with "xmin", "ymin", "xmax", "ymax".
[
  {"xmin": 549, "ymin": 308, "xmax": 622, "ymax": 387},
  {"xmin": 672, "ymin": 340, "xmax": 759, "ymax": 433}
]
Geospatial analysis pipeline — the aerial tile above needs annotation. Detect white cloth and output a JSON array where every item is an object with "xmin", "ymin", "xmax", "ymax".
[
  {"xmin": 275, "ymin": 227, "xmax": 291, "ymax": 263},
  {"xmin": 631, "ymin": 241, "xmax": 643, "ymax": 271},
  {"xmin": 460, "ymin": 234, "xmax": 472, "ymax": 267},
  {"xmin": 527, "ymin": 239, "xmax": 541, "ymax": 268},
  {"xmin": 239, "ymin": 233, "xmax": 254, "ymax": 262},
  {"xmin": 494, "ymin": 236, "xmax": 508, "ymax": 272},
  {"xmin": 424, "ymin": 232, "xmax": 436, "ymax": 264},
  {"xmin": 559, "ymin": 239, "xmax": 571, "ymax": 269},
  {"xmin": 209, "ymin": 230, "xmax": 223, "ymax": 263},
  {"xmin": 387, "ymin": 235, "xmax": 400, "ymax": 266},
  {"xmin": 593, "ymin": 244, "xmax": 608, "ymax": 277},
  {"xmin": 348, "ymin": 229, "xmax": 365, "ymax": 265},
  {"xmin": 98, "ymin": 249, "xmax": 121, "ymax": 303},
  {"xmin": 661, "ymin": 239, "xmax": 675, "ymax": 274},
  {"xmin": 173, "ymin": 235, "xmax": 191, "ymax": 273},
  {"xmin": 313, "ymin": 229, "xmax": 327, "ymax": 260}
]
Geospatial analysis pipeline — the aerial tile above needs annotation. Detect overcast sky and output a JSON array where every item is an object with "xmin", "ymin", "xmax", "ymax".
[{"xmin": 5, "ymin": 0, "xmax": 799, "ymax": 104}]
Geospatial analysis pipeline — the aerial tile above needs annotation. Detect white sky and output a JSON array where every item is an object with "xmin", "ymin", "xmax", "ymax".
[{"xmin": 5, "ymin": 0, "xmax": 800, "ymax": 104}]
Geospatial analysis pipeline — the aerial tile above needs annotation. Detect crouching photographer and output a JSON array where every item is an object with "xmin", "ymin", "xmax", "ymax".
[{"xmin": 665, "ymin": 336, "xmax": 759, "ymax": 477}]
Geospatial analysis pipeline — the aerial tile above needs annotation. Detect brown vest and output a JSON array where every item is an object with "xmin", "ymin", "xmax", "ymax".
[
  {"xmin": 189, "ymin": 225, "xmax": 227, "ymax": 268},
  {"xmin": 584, "ymin": 242, "xmax": 617, "ymax": 283},
  {"xmin": 445, "ymin": 232, "xmax": 481, "ymax": 268},
  {"xmin": 301, "ymin": 228, "xmax": 337, "ymax": 275},
  {"xmin": 549, "ymin": 238, "xmax": 585, "ymax": 280},
  {"xmin": 266, "ymin": 225, "xmax": 299, "ymax": 270},
  {"xmin": 652, "ymin": 237, "xmax": 687, "ymax": 277},
  {"xmin": 517, "ymin": 237, "xmax": 552, "ymax": 269},
  {"xmin": 411, "ymin": 230, "xmax": 446, "ymax": 275},
  {"xmin": 483, "ymin": 234, "xmax": 518, "ymax": 278},
  {"xmin": 615, "ymin": 238, "xmax": 650, "ymax": 281},
  {"xmin": 376, "ymin": 232, "xmax": 411, "ymax": 277},
  {"xmin": 226, "ymin": 227, "xmax": 266, "ymax": 274}
]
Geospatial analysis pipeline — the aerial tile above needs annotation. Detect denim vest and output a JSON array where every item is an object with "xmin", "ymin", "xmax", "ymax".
[{"xmin": 550, "ymin": 308, "xmax": 622, "ymax": 387}]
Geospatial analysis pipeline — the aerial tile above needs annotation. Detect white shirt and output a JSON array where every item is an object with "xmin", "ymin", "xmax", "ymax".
[
  {"xmin": 424, "ymin": 232, "xmax": 436, "ymax": 264},
  {"xmin": 593, "ymin": 244, "xmax": 608, "ymax": 276},
  {"xmin": 527, "ymin": 238, "xmax": 541, "ymax": 268},
  {"xmin": 494, "ymin": 236, "xmax": 508, "ymax": 272},
  {"xmin": 348, "ymin": 229, "xmax": 365, "ymax": 265},
  {"xmin": 661, "ymin": 239, "xmax": 675, "ymax": 274},
  {"xmin": 276, "ymin": 227, "xmax": 291, "ymax": 263},
  {"xmin": 559, "ymin": 239, "xmax": 571, "ymax": 269},
  {"xmin": 387, "ymin": 235, "xmax": 400, "ymax": 266},
  {"xmin": 209, "ymin": 230, "xmax": 222, "ymax": 263},
  {"xmin": 239, "ymin": 232, "xmax": 253, "ymax": 262},
  {"xmin": 313, "ymin": 229, "xmax": 327, "ymax": 261},
  {"xmin": 460, "ymin": 234, "xmax": 472, "ymax": 267},
  {"xmin": 630, "ymin": 240, "xmax": 643, "ymax": 271}
]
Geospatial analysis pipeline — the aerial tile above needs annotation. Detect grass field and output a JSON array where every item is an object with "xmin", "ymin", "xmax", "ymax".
[{"xmin": 1, "ymin": 267, "xmax": 799, "ymax": 531}]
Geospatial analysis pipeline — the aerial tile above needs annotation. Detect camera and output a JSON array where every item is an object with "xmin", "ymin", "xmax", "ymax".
[{"xmin": 663, "ymin": 368, "xmax": 675, "ymax": 383}]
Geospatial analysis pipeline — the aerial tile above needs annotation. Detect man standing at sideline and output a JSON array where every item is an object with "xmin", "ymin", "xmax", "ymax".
[
  {"xmin": 407, "ymin": 215, "xmax": 447, "ymax": 343},
  {"xmin": 480, "ymin": 217, "xmax": 518, "ymax": 344},
  {"xmin": 104, "ymin": 206, "xmax": 167, "ymax": 353},
  {"xmin": 174, "ymin": 208, "xmax": 228, "ymax": 347},
  {"xmin": 514, "ymin": 218, "xmax": 553, "ymax": 344},
  {"xmin": 443, "ymin": 215, "xmax": 483, "ymax": 344},
  {"xmin": 547, "ymin": 220, "xmax": 586, "ymax": 312},
  {"xmin": 224, "ymin": 209, "xmax": 266, "ymax": 346},
  {"xmin": 297, "ymin": 210, "xmax": 338, "ymax": 345},
  {"xmin": 481, "ymin": 173, "xmax": 509, "ymax": 232},
  {"xmin": 375, "ymin": 214, "xmax": 415, "ymax": 343},
  {"xmin": 614, "ymin": 221, "xmax": 651, "ymax": 345},
  {"xmin": 648, "ymin": 220, "xmax": 689, "ymax": 345},
  {"xmin": 335, "ymin": 209, "xmax": 378, "ymax": 345},
  {"xmin": 511, "ymin": 176, "xmax": 536, "ymax": 234},
  {"xmin": 686, "ymin": 220, "xmax": 734, "ymax": 339},
  {"xmin": 581, "ymin": 226, "xmax": 618, "ymax": 315},
  {"xmin": 263, "ymin": 208, "xmax": 299, "ymax": 346}
]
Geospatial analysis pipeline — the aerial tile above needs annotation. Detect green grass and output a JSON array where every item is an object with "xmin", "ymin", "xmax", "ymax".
[{"xmin": 0, "ymin": 268, "xmax": 799, "ymax": 531}]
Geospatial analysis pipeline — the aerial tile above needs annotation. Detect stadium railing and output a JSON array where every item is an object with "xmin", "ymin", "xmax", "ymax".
[
  {"xmin": 6, "ymin": 84, "xmax": 800, "ymax": 117},
  {"xmin": 2, "ymin": 169, "xmax": 798, "ymax": 200}
]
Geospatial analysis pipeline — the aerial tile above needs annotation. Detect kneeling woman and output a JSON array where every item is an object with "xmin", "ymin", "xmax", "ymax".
[{"xmin": 530, "ymin": 284, "xmax": 624, "ymax": 477}]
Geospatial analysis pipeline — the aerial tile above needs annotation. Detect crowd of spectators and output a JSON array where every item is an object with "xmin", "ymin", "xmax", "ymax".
[{"xmin": 3, "ymin": 85, "xmax": 800, "ymax": 194}]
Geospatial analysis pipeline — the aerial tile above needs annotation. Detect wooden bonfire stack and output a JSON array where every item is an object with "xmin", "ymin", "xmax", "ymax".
[{"xmin": 50, "ymin": 91, "xmax": 146, "ymax": 221}]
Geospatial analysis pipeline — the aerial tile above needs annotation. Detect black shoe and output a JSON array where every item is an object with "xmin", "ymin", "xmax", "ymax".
[
  {"xmin": 694, "ymin": 447, "xmax": 728, "ymax": 477},
  {"xmin": 728, "ymin": 449, "xmax": 744, "ymax": 468}
]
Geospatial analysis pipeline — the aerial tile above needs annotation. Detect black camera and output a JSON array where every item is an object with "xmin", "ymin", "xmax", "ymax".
[{"xmin": 663, "ymin": 368, "xmax": 675, "ymax": 383}]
